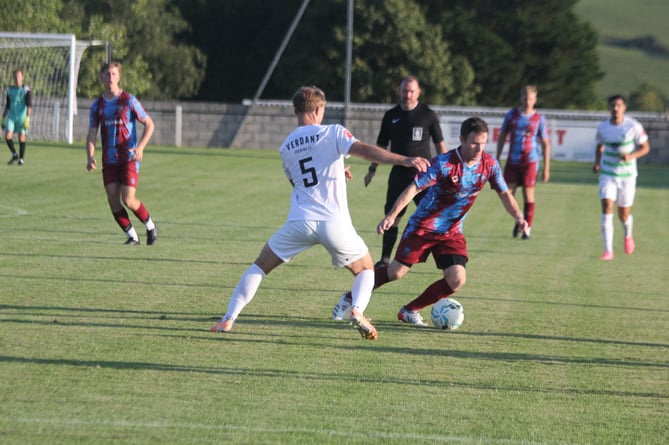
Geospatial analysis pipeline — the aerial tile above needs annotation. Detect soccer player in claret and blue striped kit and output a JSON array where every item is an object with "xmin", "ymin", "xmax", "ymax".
[
  {"xmin": 332, "ymin": 117, "xmax": 528, "ymax": 327},
  {"xmin": 86, "ymin": 62, "xmax": 158, "ymax": 245},
  {"xmin": 495, "ymin": 85, "xmax": 551, "ymax": 240}
]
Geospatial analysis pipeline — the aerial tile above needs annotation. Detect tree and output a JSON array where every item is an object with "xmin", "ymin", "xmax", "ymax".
[
  {"xmin": 1, "ymin": 0, "xmax": 205, "ymax": 99},
  {"xmin": 290, "ymin": 0, "xmax": 476, "ymax": 105},
  {"xmin": 67, "ymin": 0, "xmax": 205, "ymax": 99},
  {"xmin": 176, "ymin": 0, "xmax": 602, "ymax": 107},
  {"xmin": 72, "ymin": 11, "xmax": 154, "ymax": 98},
  {"xmin": 271, "ymin": 0, "xmax": 476, "ymax": 105},
  {"xmin": 421, "ymin": 0, "xmax": 603, "ymax": 108},
  {"xmin": 174, "ymin": 0, "xmax": 314, "ymax": 102},
  {"xmin": 192, "ymin": 0, "xmax": 475, "ymax": 105},
  {"xmin": 6, "ymin": 0, "xmax": 605, "ymax": 107},
  {"xmin": 0, "ymin": 0, "xmax": 69, "ymax": 32},
  {"xmin": 628, "ymin": 82, "xmax": 668, "ymax": 113}
]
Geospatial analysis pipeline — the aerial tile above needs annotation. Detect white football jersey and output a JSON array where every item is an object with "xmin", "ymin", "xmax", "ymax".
[
  {"xmin": 595, "ymin": 116, "xmax": 647, "ymax": 178},
  {"xmin": 279, "ymin": 124, "xmax": 357, "ymax": 222}
]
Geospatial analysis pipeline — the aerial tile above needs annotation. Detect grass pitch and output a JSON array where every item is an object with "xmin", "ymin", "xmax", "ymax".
[{"xmin": 0, "ymin": 143, "xmax": 667, "ymax": 444}]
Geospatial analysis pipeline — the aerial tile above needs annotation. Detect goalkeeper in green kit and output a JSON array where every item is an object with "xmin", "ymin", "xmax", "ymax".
[{"xmin": 2, "ymin": 69, "xmax": 32, "ymax": 166}]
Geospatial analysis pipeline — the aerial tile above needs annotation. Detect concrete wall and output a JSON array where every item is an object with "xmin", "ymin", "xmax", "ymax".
[
  {"xmin": 74, "ymin": 98, "xmax": 249, "ymax": 148},
  {"xmin": 71, "ymin": 99, "xmax": 669, "ymax": 164}
]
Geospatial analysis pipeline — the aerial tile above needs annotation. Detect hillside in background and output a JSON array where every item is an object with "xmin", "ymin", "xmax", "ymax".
[{"xmin": 574, "ymin": 0, "xmax": 669, "ymax": 101}]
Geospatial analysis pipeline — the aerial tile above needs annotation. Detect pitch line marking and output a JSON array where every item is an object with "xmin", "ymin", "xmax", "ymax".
[
  {"xmin": 0, "ymin": 205, "xmax": 28, "ymax": 218},
  {"xmin": 1, "ymin": 416, "xmax": 556, "ymax": 445}
]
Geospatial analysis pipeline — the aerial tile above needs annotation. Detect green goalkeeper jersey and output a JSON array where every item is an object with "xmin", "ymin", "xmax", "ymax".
[{"xmin": 6, "ymin": 85, "xmax": 31, "ymax": 121}]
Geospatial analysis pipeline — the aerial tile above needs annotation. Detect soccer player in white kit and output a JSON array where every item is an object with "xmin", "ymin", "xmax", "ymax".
[
  {"xmin": 210, "ymin": 85, "xmax": 429, "ymax": 340},
  {"xmin": 593, "ymin": 95, "xmax": 650, "ymax": 260}
]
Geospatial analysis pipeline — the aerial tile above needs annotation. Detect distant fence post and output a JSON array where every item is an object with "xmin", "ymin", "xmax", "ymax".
[
  {"xmin": 53, "ymin": 101, "xmax": 60, "ymax": 142},
  {"xmin": 175, "ymin": 105, "xmax": 183, "ymax": 148}
]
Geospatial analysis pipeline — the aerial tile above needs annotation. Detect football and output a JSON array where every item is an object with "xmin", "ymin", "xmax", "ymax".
[{"xmin": 430, "ymin": 298, "xmax": 464, "ymax": 330}]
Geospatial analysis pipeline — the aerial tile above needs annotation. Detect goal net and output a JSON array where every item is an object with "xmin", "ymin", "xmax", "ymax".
[{"xmin": 0, "ymin": 32, "xmax": 105, "ymax": 144}]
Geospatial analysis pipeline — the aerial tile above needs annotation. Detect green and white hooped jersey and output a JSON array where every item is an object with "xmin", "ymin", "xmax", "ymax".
[{"xmin": 595, "ymin": 116, "xmax": 647, "ymax": 178}]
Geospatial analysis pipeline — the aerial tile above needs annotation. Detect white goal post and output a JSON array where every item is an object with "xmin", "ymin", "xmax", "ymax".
[{"xmin": 0, "ymin": 32, "xmax": 106, "ymax": 144}]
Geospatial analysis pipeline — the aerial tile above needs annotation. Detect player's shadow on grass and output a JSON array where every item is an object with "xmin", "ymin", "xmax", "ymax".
[
  {"xmin": 4, "ymin": 303, "xmax": 666, "ymax": 349},
  {"xmin": 0, "ymin": 271, "xmax": 379, "ymax": 298},
  {"xmin": 0, "ymin": 352, "xmax": 664, "ymax": 400},
  {"xmin": 198, "ymin": 314, "xmax": 669, "ymax": 351}
]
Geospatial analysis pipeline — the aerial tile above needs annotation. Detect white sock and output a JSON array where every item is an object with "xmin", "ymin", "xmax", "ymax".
[
  {"xmin": 601, "ymin": 213, "xmax": 614, "ymax": 253},
  {"xmin": 350, "ymin": 269, "xmax": 375, "ymax": 314},
  {"xmin": 145, "ymin": 217, "xmax": 155, "ymax": 231},
  {"xmin": 622, "ymin": 214, "xmax": 633, "ymax": 239},
  {"xmin": 225, "ymin": 263, "xmax": 265, "ymax": 320},
  {"xmin": 125, "ymin": 226, "xmax": 139, "ymax": 241}
]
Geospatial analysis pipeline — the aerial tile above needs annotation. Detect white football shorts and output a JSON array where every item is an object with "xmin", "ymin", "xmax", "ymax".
[
  {"xmin": 598, "ymin": 175, "xmax": 637, "ymax": 207},
  {"xmin": 268, "ymin": 219, "xmax": 368, "ymax": 267}
]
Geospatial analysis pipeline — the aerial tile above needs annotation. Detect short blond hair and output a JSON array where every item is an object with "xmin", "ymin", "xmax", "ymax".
[
  {"xmin": 522, "ymin": 85, "xmax": 537, "ymax": 96},
  {"xmin": 292, "ymin": 86, "xmax": 326, "ymax": 114},
  {"xmin": 100, "ymin": 61, "xmax": 122, "ymax": 75}
]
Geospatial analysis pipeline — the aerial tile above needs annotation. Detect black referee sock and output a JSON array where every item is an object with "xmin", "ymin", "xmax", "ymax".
[
  {"xmin": 382, "ymin": 226, "xmax": 399, "ymax": 260},
  {"xmin": 6, "ymin": 139, "xmax": 16, "ymax": 155}
]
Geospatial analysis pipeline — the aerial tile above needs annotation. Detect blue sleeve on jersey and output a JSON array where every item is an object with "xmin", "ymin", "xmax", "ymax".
[
  {"xmin": 489, "ymin": 159, "xmax": 508, "ymax": 193},
  {"xmin": 500, "ymin": 109, "xmax": 513, "ymax": 133},
  {"xmin": 414, "ymin": 155, "xmax": 444, "ymax": 191},
  {"xmin": 128, "ymin": 95, "xmax": 148, "ymax": 122},
  {"xmin": 89, "ymin": 99, "xmax": 100, "ymax": 128},
  {"xmin": 539, "ymin": 115, "xmax": 549, "ymax": 140}
]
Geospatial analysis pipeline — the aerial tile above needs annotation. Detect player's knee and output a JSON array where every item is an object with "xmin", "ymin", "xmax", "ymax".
[
  {"xmin": 122, "ymin": 194, "xmax": 139, "ymax": 209},
  {"xmin": 444, "ymin": 267, "xmax": 466, "ymax": 291},
  {"xmin": 387, "ymin": 261, "xmax": 409, "ymax": 281},
  {"xmin": 447, "ymin": 276, "xmax": 465, "ymax": 292}
]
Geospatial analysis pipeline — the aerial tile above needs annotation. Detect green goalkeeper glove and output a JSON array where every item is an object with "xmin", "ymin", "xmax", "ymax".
[{"xmin": 23, "ymin": 116, "xmax": 30, "ymax": 130}]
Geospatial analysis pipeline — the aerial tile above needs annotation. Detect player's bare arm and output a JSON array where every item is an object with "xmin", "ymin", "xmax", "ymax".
[
  {"xmin": 498, "ymin": 190, "xmax": 528, "ymax": 233},
  {"xmin": 542, "ymin": 138, "xmax": 551, "ymax": 182},
  {"xmin": 132, "ymin": 115, "xmax": 155, "ymax": 162},
  {"xmin": 377, "ymin": 183, "xmax": 420, "ymax": 234},
  {"xmin": 495, "ymin": 129, "xmax": 508, "ymax": 162},
  {"xmin": 349, "ymin": 141, "xmax": 430, "ymax": 172},
  {"xmin": 85, "ymin": 127, "xmax": 98, "ymax": 171},
  {"xmin": 621, "ymin": 140, "xmax": 650, "ymax": 162},
  {"xmin": 593, "ymin": 144, "xmax": 604, "ymax": 173}
]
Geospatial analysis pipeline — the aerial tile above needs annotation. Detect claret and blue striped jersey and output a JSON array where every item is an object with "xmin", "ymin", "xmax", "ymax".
[
  {"xmin": 89, "ymin": 91, "xmax": 149, "ymax": 166},
  {"xmin": 405, "ymin": 148, "xmax": 508, "ymax": 235},
  {"xmin": 500, "ymin": 109, "xmax": 548, "ymax": 165}
]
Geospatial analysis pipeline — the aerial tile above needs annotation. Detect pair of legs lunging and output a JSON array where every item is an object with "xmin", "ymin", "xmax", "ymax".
[
  {"xmin": 334, "ymin": 259, "xmax": 464, "ymax": 327},
  {"xmin": 211, "ymin": 224, "xmax": 379, "ymax": 340}
]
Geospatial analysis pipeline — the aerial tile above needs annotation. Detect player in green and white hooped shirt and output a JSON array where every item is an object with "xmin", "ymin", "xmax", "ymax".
[
  {"xmin": 2, "ymin": 69, "xmax": 32, "ymax": 166},
  {"xmin": 593, "ymin": 95, "xmax": 650, "ymax": 260}
]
